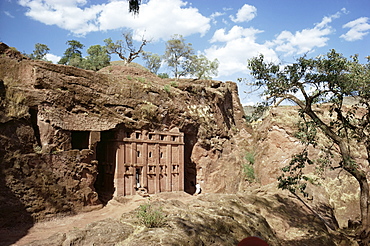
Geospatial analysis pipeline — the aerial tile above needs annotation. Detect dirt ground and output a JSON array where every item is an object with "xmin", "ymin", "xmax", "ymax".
[{"xmin": 6, "ymin": 192, "xmax": 195, "ymax": 246}]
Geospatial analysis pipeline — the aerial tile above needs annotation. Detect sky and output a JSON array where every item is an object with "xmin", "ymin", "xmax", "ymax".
[{"xmin": 1, "ymin": 0, "xmax": 370, "ymax": 105}]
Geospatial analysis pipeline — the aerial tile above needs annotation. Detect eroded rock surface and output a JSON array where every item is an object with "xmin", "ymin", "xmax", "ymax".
[
  {"xmin": 26, "ymin": 187, "xmax": 349, "ymax": 246},
  {"xmin": 0, "ymin": 42, "xmax": 248, "ymax": 236}
]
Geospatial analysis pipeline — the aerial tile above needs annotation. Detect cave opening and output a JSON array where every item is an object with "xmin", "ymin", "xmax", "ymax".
[
  {"xmin": 28, "ymin": 107, "xmax": 41, "ymax": 147},
  {"xmin": 71, "ymin": 131, "xmax": 90, "ymax": 150}
]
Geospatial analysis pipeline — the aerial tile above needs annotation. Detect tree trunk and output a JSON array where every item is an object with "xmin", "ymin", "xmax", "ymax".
[
  {"xmin": 338, "ymin": 142, "xmax": 370, "ymax": 245},
  {"xmin": 304, "ymin": 106, "xmax": 370, "ymax": 242}
]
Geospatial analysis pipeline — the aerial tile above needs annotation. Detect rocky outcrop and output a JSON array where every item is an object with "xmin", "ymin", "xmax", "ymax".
[
  {"xmin": 0, "ymin": 42, "xmax": 249, "ymax": 232},
  {"xmin": 26, "ymin": 186, "xmax": 352, "ymax": 246},
  {"xmin": 250, "ymin": 105, "xmax": 367, "ymax": 233}
]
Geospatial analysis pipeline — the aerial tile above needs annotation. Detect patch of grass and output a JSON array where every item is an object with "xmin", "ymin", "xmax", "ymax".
[
  {"xmin": 164, "ymin": 84, "xmax": 171, "ymax": 93},
  {"xmin": 244, "ymin": 151, "xmax": 255, "ymax": 165},
  {"xmin": 136, "ymin": 202, "xmax": 166, "ymax": 228},
  {"xmin": 242, "ymin": 151, "xmax": 256, "ymax": 182},
  {"xmin": 170, "ymin": 81, "xmax": 178, "ymax": 87},
  {"xmin": 5, "ymin": 88, "xmax": 28, "ymax": 118},
  {"xmin": 126, "ymin": 75, "xmax": 133, "ymax": 80},
  {"xmin": 136, "ymin": 77, "xmax": 146, "ymax": 83}
]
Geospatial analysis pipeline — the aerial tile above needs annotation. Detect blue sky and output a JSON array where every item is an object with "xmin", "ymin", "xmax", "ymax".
[{"xmin": 1, "ymin": 0, "xmax": 369, "ymax": 105}]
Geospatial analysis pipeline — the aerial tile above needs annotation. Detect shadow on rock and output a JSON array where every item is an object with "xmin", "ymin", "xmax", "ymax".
[{"xmin": 0, "ymin": 174, "xmax": 34, "ymax": 246}]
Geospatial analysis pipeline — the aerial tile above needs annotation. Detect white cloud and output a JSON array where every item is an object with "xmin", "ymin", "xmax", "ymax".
[
  {"xmin": 18, "ymin": 0, "xmax": 211, "ymax": 40},
  {"xmin": 205, "ymin": 26, "xmax": 278, "ymax": 77},
  {"xmin": 18, "ymin": 0, "xmax": 103, "ymax": 35},
  {"xmin": 270, "ymin": 10, "xmax": 344, "ymax": 55},
  {"xmin": 340, "ymin": 17, "xmax": 370, "ymax": 41},
  {"xmin": 210, "ymin": 11, "xmax": 225, "ymax": 24},
  {"xmin": 210, "ymin": 25, "xmax": 263, "ymax": 43},
  {"xmin": 45, "ymin": 53, "xmax": 61, "ymax": 63},
  {"xmin": 230, "ymin": 4, "xmax": 256, "ymax": 23}
]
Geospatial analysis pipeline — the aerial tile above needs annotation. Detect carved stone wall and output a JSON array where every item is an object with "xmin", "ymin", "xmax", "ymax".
[{"xmin": 96, "ymin": 128, "xmax": 184, "ymax": 199}]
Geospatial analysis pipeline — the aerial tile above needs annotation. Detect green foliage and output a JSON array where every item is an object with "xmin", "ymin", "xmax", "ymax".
[
  {"xmin": 242, "ymin": 151, "xmax": 256, "ymax": 182},
  {"xmin": 136, "ymin": 77, "xmax": 146, "ymax": 83},
  {"xmin": 277, "ymin": 149, "xmax": 313, "ymax": 197},
  {"xmin": 244, "ymin": 151, "xmax": 255, "ymax": 165},
  {"xmin": 58, "ymin": 40, "xmax": 84, "ymax": 65},
  {"xmin": 190, "ymin": 54, "xmax": 219, "ymax": 80},
  {"xmin": 170, "ymin": 81, "xmax": 178, "ymax": 87},
  {"xmin": 294, "ymin": 116, "xmax": 318, "ymax": 147},
  {"xmin": 248, "ymin": 49, "xmax": 370, "ymax": 231},
  {"xmin": 158, "ymin": 73, "xmax": 169, "ymax": 79},
  {"xmin": 136, "ymin": 202, "xmax": 166, "ymax": 228},
  {"xmin": 163, "ymin": 84, "xmax": 171, "ymax": 93},
  {"xmin": 142, "ymin": 51, "xmax": 162, "ymax": 74},
  {"xmin": 164, "ymin": 34, "xmax": 194, "ymax": 79},
  {"xmin": 59, "ymin": 42, "xmax": 110, "ymax": 71},
  {"xmin": 29, "ymin": 43, "xmax": 50, "ymax": 60},
  {"xmin": 163, "ymin": 35, "xmax": 219, "ymax": 79},
  {"xmin": 83, "ymin": 44, "xmax": 111, "ymax": 71}
]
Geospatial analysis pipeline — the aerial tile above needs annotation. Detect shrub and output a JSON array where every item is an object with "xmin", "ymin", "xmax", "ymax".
[
  {"xmin": 136, "ymin": 77, "xmax": 146, "ymax": 83},
  {"xmin": 158, "ymin": 73, "xmax": 169, "ymax": 79},
  {"xmin": 170, "ymin": 81, "xmax": 178, "ymax": 87},
  {"xmin": 242, "ymin": 151, "xmax": 256, "ymax": 182},
  {"xmin": 136, "ymin": 202, "xmax": 166, "ymax": 228},
  {"xmin": 164, "ymin": 84, "xmax": 171, "ymax": 93}
]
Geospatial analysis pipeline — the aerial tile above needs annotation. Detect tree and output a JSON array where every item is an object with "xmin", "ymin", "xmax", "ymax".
[
  {"xmin": 104, "ymin": 31, "xmax": 148, "ymax": 64},
  {"xmin": 164, "ymin": 35, "xmax": 195, "ymax": 79},
  {"xmin": 29, "ymin": 43, "xmax": 50, "ymax": 60},
  {"xmin": 190, "ymin": 54, "xmax": 219, "ymax": 80},
  {"xmin": 58, "ymin": 40, "xmax": 84, "ymax": 65},
  {"xmin": 142, "ymin": 51, "xmax": 162, "ymax": 74},
  {"xmin": 248, "ymin": 50, "xmax": 370, "ymax": 244},
  {"xmin": 83, "ymin": 45, "xmax": 111, "ymax": 71}
]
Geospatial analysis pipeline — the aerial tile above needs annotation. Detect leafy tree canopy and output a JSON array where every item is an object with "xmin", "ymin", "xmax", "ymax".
[
  {"xmin": 29, "ymin": 43, "xmax": 50, "ymax": 60},
  {"xmin": 164, "ymin": 34, "xmax": 195, "ymax": 79},
  {"xmin": 58, "ymin": 40, "xmax": 84, "ymax": 65},
  {"xmin": 142, "ymin": 51, "xmax": 162, "ymax": 74},
  {"xmin": 190, "ymin": 54, "xmax": 219, "ymax": 80},
  {"xmin": 84, "ymin": 44, "xmax": 111, "ymax": 71},
  {"xmin": 248, "ymin": 49, "xmax": 370, "ymax": 243}
]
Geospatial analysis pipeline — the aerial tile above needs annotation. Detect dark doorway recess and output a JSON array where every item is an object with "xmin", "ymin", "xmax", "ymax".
[
  {"xmin": 94, "ymin": 130, "xmax": 115, "ymax": 205},
  {"xmin": 183, "ymin": 132, "xmax": 197, "ymax": 195},
  {"xmin": 29, "ymin": 107, "xmax": 41, "ymax": 146},
  {"xmin": 71, "ymin": 131, "xmax": 90, "ymax": 150}
]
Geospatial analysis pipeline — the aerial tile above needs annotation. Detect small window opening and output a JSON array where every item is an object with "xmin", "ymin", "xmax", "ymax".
[
  {"xmin": 172, "ymin": 136, "xmax": 176, "ymax": 141},
  {"xmin": 137, "ymin": 151, "xmax": 141, "ymax": 157},
  {"xmin": 71, "ymin": 131, "xmax": 90, "ymax": 150},
  {"xmin": 136, "ymin": 132, "xmax": 140, "ymax": 139},
  {"xmin": 160, "ymin": 152, "xmax": 164, "ymax": 158},
  {"xmin": 149, "ymin": 152, "xmax": 152, "ymax": 158},
  {"xmin": 149, "ymin": 134, "xmax": 153, "ymax": 140},
  {"xmin": 160, "ymin": 135, "xmax": 165, "ymax": 141}
]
